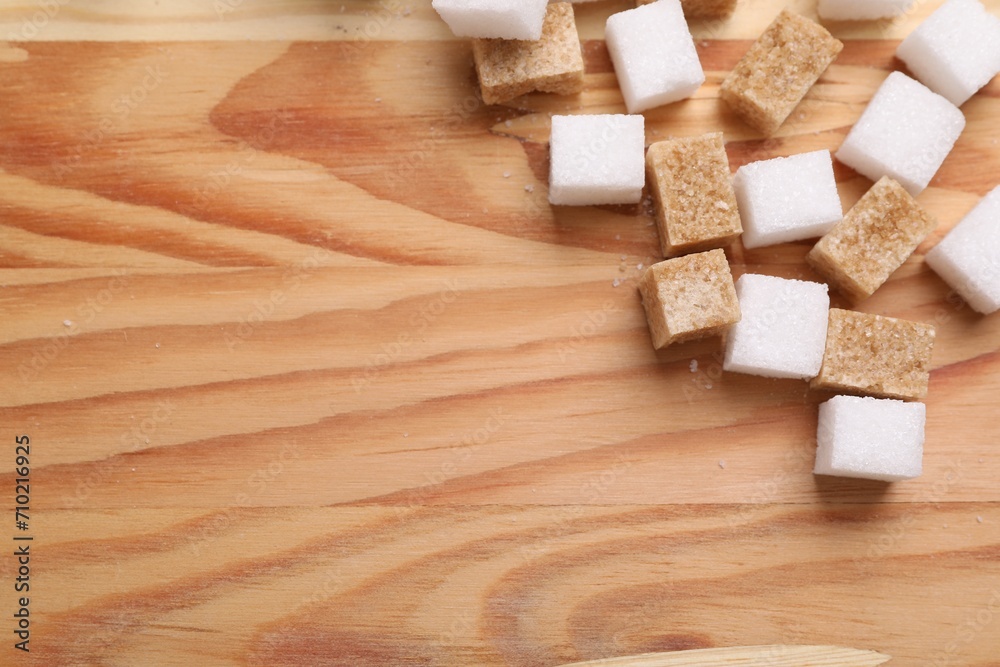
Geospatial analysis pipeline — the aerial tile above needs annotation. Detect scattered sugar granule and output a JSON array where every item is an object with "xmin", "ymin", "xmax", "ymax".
[
  {"xmin": 615, "ymin": 234, "xmax": 621, "ymax": 240},
  {"xmin": 719, "ymin": 459, "xmax": 726, "ymax": 469},
  {"xmin": 503, "ymin": 171, "xmax": 511, "ymax": 178},
  {"xmin": 690, "ymin": 359, "xmax": 699, "ymax": 372},
  {"xmin": 63, "ymin": 319, "xmax": 73, "ymax": 327},
  {"xmin": 612, "ymin": 278, "xmax": 621, "ymax": 287},
  {"xmin": 525, "ymin": 184, "xmax": 534, "ymax": 193},
  {"xmin": 375, "ymin": 97, "xmax": 382, "ymax": 102},
  {"xmin": 155, "ymin": 343, "xmax": 160, "ymax": 349},
  {"xmin": 636, "ymin": 263, "xmax": 644, "ymax": 271},
  {"xmin": 978, "ymin": 516, "xmax": 984, "ymax": 523}
]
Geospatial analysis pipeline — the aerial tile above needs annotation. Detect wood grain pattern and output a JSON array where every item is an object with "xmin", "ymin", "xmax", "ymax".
[
  {"xmin": 554, "ymin": 645, "xmax": 890, "ymax": 666},
  {"xmin": 1, "ymin": 1, "xmax": 999, "ymax": 666}
]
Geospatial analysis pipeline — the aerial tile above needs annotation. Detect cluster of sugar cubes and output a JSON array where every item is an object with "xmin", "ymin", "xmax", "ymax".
[
  {"xmin": 428, "ymin": 0, "xmax": 1000, "ymax": 484},
  {"xmin": 436, "ymin": 0, "xmax": 711, "ymax": 116}
]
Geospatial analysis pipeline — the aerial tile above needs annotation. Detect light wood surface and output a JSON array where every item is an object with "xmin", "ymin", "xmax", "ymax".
[
  {"xmin": 554, "ymin": 645, "xmax": 890, "ymax": 666},
  {"xmin": 1, "ymin": 1, "xmax": 999, "ymax": 665}
]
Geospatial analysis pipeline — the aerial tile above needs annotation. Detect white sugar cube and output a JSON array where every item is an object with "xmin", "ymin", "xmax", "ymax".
[
  {"xmin": 548, "ymin": 114, "xmax": 645, "ymax": 206},
  {"xmin": 605, "ymin": 0, "xmax": 705, "ymax": 114},
  {"xmin": 733, "ymin": 150, "xmax": 843, "ymax": 250},
  {"xmin": 896, "ymin": 0, "xmax": 1000, "ymax": 107},
  {"xmin": 814, "ymin": 395, "xmax": 926, "ymax": 482},
  {"xmin": 432, "ymin": 0, "xmax": 549, "ymax": 40},
  {"xmin": 818, "ymin": 0, "xmax": 914, "ymax": 20},
  {"xmin": 835, "ymin": 72, "xmax": 965, "ymax": 196},
  {"xmin": 723, "ymin": 274, "xmax": 830, "ymax": 380},
  {"xmin": 926, "ymin": 186, "xmax": 1000, "ymax": 314}
]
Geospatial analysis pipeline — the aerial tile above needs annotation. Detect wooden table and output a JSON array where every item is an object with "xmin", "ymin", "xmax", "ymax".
[{"xmin": 1, "ymin": 1, "xmax": 998, "ymax": 665}]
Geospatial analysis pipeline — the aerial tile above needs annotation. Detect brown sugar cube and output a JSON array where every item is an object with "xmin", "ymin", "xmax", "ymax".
[
  {"xmin": 646, "ymin": 132, "xmax": 742, "ymax": 258},
  {"xmin": 638, "ymin": 248, "xmax": 741, "ymax": 349},
  {"xmin": 812, "ymin": 309, "xmax": 936, "ymax": 400},
  {"xmin": 471, "ymin": 3, "xmax": 584, "ymax": 106},
  {"xmin": 720, "ymin": 9, "xmax": 843, "ymax": 135},
  {"xmin": 636, "ymin": 0, "xmax": 738, "ymax": 20},
  {"xmin": 808, "ymin": 177, "xmax": 937, "ymax": 303}
]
